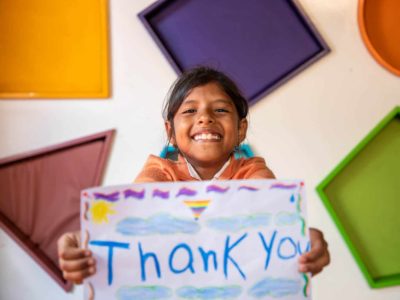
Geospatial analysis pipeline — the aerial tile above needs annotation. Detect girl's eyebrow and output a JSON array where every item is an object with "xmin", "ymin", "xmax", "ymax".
[
  {"xmin": 213, "ymin": 99, "xmax": 233, "ymax": 105},
  {"xmin": 181, "ymin": 99, "xmax": 198, "ymax": 104},
  {"xmin": 182, "ymin": 99, "xmax": 233, "ymax": 105}
]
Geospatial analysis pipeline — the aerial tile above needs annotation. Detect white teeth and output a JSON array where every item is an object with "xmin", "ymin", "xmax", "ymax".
[{"xmin": 193, "ymin": 133, "xmax": 221, "ymax": 141}]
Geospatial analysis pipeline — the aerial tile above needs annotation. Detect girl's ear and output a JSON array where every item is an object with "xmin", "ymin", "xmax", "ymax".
[
  {"xmin": 238, "ymin": 118, "xmax": 248, "ymax": 144},
  {"xmin": 165, "ymin": 121, "xmax": 176, "ymax": 145}
]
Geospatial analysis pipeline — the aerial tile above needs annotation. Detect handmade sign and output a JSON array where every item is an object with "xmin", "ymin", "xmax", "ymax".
[{"xmin": 81, "ymin": 179, "xmax": 311, "ymax": 300}]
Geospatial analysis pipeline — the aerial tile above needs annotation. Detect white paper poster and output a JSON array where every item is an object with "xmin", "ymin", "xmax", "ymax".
[{"xmin": 81, "ymin": 179, "xmax": 311, "ymax": 300}]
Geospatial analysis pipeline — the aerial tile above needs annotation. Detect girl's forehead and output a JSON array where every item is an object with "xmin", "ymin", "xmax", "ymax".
[{"xmin": 184, "ymin": 82, "xmax": 231, "ymax": 101}]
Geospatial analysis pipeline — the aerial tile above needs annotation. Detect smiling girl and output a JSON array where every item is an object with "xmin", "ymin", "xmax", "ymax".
[{"xmin": 58, "ymin": 66, "xmax": 330, "ymax": 284}]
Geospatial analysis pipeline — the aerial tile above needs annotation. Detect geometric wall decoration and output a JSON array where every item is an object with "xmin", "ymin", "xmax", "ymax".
[
  {"xmin": 0, "ymin": 129, "xmax": 115, "ymax": 291},
  {"xmin": 0, "ymin": 0, "xmax": 110, "ymax": 99},
  {"xmin": 316, "ymin": 107, "xmax": 400, "ymax": 288},
  {"xmin": 358, "ymin": 0, "xmax": 400, "ymax": 76},
  {"xmin": 139, "ymin": 0, "xmax": 329, "ymax": 105}
]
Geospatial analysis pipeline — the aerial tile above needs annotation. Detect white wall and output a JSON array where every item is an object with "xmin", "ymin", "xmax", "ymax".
[{"xmin": 1, "ymin": 0, "xmax": 399, "ymax": 299}]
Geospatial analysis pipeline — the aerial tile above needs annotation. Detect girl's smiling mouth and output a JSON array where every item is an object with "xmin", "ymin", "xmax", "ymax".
[{"xmin": 192, "ymin": 132, "xmax": 222, "ymax": 141}]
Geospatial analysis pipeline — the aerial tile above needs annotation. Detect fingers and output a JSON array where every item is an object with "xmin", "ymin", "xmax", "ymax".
[
  {"xmin": 59, "ymin": 253, "xmax": 96, "ymax": 284},
  {"xmin": 60, "ymin": 256, "xmax": 95, "ymax": 272},
  {"xmin": 62, "ymin": 266, "xmax": 96, "ymax": 284},
  {"xmin": 57, "ymin": 231, "xmax": 96, "ymax": 284},
  {"xmin": 298, "ymin": 228, "xmax": 330, "ymax": 276},
  {"xmin": 59, "ymin": 247, "xmax": 91, "ymax": 260},
  {"xmin": 298, "ymin": 253, "xmax": 330, "ymax": 275}
]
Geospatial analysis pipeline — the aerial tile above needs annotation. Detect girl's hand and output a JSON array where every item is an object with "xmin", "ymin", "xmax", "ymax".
[
  {"xmin": 298, "ymin": 228, "xmax": 330, "ymax": 276},
  {"xmin": 57, "ymin": 231, "xmax": 96, "ymax": 284}
]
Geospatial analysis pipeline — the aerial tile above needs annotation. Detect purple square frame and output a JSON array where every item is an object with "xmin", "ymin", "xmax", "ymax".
[{"xmin": 139, "ymin": 0, "xmax": 330, "ymax": 105}]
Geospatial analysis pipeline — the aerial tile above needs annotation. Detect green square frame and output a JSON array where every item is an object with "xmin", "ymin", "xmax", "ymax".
[{"xmin": 316, "ymin": 106, "xmax": 400, "ymax": 288}]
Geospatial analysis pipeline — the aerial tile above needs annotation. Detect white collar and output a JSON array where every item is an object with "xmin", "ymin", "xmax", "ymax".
[{"xmin": 184, "ymin": 157, "xmax": 231, "ymax": 180}]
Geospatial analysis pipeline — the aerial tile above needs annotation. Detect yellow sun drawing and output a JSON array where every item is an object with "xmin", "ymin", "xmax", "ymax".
[{"xmin": 90, "ymin": 201, "xmax": 116, "ymax": 224}]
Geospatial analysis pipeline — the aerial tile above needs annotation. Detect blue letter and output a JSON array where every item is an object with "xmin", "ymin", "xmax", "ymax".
[
  {"xmin": 198, "ymin": 247, "xmax": 218, "ymax": 272},
  {"xmin": 169, "ymin": 243, "xmax": 194, "ymax": 274},
  {"xmin": 139, "ymin": 243, "xmax": 161, "ymax": 281},
  {"xmin": 297, "ymin": 240, "xmax": 311, "ymax": 255},
  {"xmin": 89, "ymin": 240, "xmax": 129, "ymax": 285},
  {"xmin": 258, "ymin": 230, "xmax": 277, "ymax": 270},
  {"xmin": 223, "ymin": 233, "xmax": 247, "ymax": 280},
  {"xmin": 277, "ymin": 237, "xmax": 297, "ymax": 259}
]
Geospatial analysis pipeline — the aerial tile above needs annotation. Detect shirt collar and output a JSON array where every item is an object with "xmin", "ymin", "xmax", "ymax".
[{"xmin": 184, "ymin": 157, "xmax": 231, "ymax": 180}]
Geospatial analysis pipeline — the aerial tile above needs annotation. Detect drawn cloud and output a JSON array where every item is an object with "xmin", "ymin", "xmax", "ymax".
[
  {"xmin": 117, "ymin": 286, "xmax": 172, "ymax": 300},
  {"xmin": 177, "ymin": 286, "xmax": 242, "ymax": 299},
  {"xmin": 206, "ymin": 214, "xmax": 271, "ymax": 232},
  {"xmin": 274, "ymin": 212, "xmax": 301, "ymax": 226},
  {"xmin": 248, "ymin": 277, "xmax": 301, "ymax": 298},
  {"xmin": 116, "ymin": 213, "xmax": 200, "ymax": 236}
]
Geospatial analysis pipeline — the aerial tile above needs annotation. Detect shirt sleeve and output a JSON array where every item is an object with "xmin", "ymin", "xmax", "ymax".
[
  {"xmin": 134, "ymin": 155, "xmax": 175, "ymax": 183},
  {"xmin": 235, "ymin": 157, "xmax": 276, "ymax": 179}
]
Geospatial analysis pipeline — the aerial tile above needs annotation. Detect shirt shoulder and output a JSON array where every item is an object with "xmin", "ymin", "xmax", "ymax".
[
  {"xmin": 134, "ymin": 154, "xmax": 192, "ymax": 183},
  {"xmin": 220, "ymin": 156, "xmax": 275, "ymax": 180}
]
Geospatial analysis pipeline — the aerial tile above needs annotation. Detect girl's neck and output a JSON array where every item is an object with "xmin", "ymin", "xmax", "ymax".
[{"xmin": 184, "ymin": 155, "xmax": 231, "ymax": 180}]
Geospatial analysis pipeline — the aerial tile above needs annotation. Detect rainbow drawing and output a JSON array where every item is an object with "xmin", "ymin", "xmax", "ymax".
[{"xmin": 183, "ymin": 200, "xmax": 211, "ymax": 220}]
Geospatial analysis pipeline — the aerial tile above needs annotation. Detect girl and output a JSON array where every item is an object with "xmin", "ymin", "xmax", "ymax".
[{"xmin": 58, "ymin": 66, "xmax": 330, "ymax": 284}]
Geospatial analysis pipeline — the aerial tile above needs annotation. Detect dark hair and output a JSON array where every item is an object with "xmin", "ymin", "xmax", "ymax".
[{"xmin": 163, "ymin": 66, "xmax": 248, "ymax": 123}]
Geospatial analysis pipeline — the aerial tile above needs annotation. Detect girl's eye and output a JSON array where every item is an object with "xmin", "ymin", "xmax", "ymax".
[
  {"xmin": 215, "ymin": 108, "xmax": 229, "ymax": 113},
  {"xmin": 182, "ymin": 109, "xmax": 196, "ymax": 114}
]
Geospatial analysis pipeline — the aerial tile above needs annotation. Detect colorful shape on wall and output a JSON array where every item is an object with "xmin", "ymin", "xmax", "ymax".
[
  {"xmin": 0, "ymin": 129, "xmax": 115, "ymax": 291},
  {"xmin": 317, "ymin": 106, "xmax": 400, "ymax": 288},
  {"xmin": 0, "ymin": 0, "xmax": 110, "ymax": 98},
  {"xmin": 358, "ymin": 0, "xmax": 400, "ymax": 76},
  {"xmin": 139, "ymin": 0, "xmax": 329, "ymax": 105}
]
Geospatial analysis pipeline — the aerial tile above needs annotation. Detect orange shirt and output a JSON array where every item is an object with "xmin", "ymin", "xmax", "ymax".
[{"xmin": 134, "ymin": 154, "xmax": 275, "ymax": 183}]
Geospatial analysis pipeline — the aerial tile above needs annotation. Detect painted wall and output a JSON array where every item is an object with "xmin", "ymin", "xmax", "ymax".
[{"xmin": 0, "ymin": 0, "xmax": 399, "ymax": 299}]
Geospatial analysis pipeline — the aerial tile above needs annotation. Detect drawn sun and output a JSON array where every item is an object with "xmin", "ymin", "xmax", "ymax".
[{"xmin": 90, "ymin": 201, "xmax": 116, "ymax": 224}]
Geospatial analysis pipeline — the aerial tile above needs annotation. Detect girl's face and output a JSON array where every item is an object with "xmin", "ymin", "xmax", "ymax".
[{"xmin": 166, "ymin": 82, "xmax": 247, "ymax": 169}]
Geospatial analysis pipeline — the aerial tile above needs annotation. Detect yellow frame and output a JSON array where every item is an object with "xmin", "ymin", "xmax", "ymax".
[{"xmin": 0, "ymin": 0, "xmax": 110, "ymax": 99}]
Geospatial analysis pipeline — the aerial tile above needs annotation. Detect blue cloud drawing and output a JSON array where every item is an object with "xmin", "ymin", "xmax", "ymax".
[
  {"xmin": 206, "ymin": 214, "xmax": 271, "ymax": 232},
  {"xmin": 116, "ymin": 213, "xmax": 200, "ymax": 235},
  {"xmin": 117, "ymin": 286, "xmax": 172, "ymax": 300},
  {"xmin": 177, "ymin": 286, "xmax": 242, "ymax": 299},
  {"xmin": 248, "ymin": 277, "xmax": 301, "ymax": 298},
  {"xmin": 274, "ymin": 212, "xmax": 301, "ymax": 226}
]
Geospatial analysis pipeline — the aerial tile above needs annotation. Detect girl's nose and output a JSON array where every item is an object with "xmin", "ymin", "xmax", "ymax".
[{"xmin": 197, "ymin": 111, "xmax": 215, "ymax": 124}]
